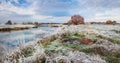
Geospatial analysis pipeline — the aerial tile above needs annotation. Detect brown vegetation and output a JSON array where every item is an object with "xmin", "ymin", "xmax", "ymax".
[
  {"xmin": 0, "ymin": 27, "xmax": 30, "ymax": 32},
  {"xmin": 106, "ymin": 20, "xmax": 117, "ymax": 25},
  {"xmin": 68, "ymin": 15, "xmax": 84, "ymax": 25},
  {"xmin": 79, "ymin": 37, "xmax": 93, "ymax": 45}
]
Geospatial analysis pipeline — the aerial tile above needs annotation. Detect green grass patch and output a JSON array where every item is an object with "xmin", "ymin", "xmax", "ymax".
[{"xmin": 72, "ymin": 33, "xmax": 84, "ymax": 39}]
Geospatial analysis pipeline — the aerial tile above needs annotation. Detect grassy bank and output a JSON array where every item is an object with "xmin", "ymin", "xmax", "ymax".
[
  {"xmin": 0, "ymin": 25, "xmax": 36, "ymax": 32},
  {"xmin": 4, "ymin": 25, "xmax": 120, "ymax": 63},
  {"xmin": 0, "ymin": 27, "xmax": 30, "ymax": 32}
]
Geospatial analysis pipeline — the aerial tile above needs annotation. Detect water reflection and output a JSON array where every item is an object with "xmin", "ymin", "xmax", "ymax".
[{"xmin": 0, "ymin": 27, "xmax": 56, "ymax": 48}]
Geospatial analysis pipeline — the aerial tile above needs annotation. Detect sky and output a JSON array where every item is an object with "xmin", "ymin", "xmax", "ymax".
[{"xmin": 0, "ymin": 0, "xmax": 120, "ymax": 23}]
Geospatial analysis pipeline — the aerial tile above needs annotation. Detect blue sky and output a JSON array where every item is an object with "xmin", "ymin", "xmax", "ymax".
[{"xmin": 0, "ymin": 0, "xmax": 120, "ymax": 23}]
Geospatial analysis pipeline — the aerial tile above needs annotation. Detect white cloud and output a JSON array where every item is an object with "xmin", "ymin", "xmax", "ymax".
[
  {"xmin": 0, "ymin": 0, "xmax": 35, "ymax": 15},
  {"xmin": 53, "ymin": 16, "xmax": 70, "ymax": 23},
  {"xmin": 0, "ymin": 0, "xmax": 71, "ymax": 23},
  {"xmin": 32, "ymin": 15, "xmax": 70, "ymax": 23},
  {"xmin": 0, "ymin": 0, "xmax": 120, "ymax": 23},
  {"xmin": 86, "ymin": 16, "xmax": 120, "ymax": 23},
  {"xmin": 32, "ymin": 15, "xmax": 53, "ymax": 20}
]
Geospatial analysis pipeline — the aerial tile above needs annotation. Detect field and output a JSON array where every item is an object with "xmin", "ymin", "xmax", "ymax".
[{"xmin": 4, "ymin": 25, "xmax": 120, "ymax": 63}]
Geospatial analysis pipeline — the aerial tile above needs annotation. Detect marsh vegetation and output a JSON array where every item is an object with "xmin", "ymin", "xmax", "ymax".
[{"xmin": 3, "ymin": 25, "xmax": 120, "ymax": 63}]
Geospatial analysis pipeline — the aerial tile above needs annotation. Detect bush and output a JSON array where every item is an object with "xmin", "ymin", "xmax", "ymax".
[
  {"xmin": 68, "ymin": 15, "xmax": 84, "ymax": 25},
  {"xmin": 106, "ymin": 20, "xmax": 117, "ymax": 25},
  {"xmin": 5, "ymin": 20, "xmax": 12, "ymax": 25}
]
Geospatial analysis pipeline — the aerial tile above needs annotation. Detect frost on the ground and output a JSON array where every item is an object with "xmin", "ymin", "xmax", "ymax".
[
  {"xmin": 4, "ymin": 25, "xmax": 120, "ymax": 63},
  {"xmin": 92, "ymin": 40, "xmax": 120, "ymax": 52},
  {"xmin": 5, "ymin": 49, "xmax": 106, "ymax": 63},
  {"xmin": 55, "ymin": 51, "xmax": 106, "ymax": 63}
]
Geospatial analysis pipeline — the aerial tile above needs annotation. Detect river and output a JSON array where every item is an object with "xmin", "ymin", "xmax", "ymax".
[{"xmin": 0, "ymin": 27, "xmax": 57, "ymax": 50}]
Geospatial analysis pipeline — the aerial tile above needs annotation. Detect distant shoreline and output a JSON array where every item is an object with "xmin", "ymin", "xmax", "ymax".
[
  {"xmin": 0, "ymin": 24, "xmax": 36, "ymax": 32},
  {"xmin": 0, "ymin": 23, "xmax": 120, "ymax": 32}
]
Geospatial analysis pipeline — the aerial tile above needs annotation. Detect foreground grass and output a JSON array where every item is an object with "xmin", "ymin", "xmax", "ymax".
[{"xmin": 4, "ymin": 25, "xmax": 120, "ymax": 63}]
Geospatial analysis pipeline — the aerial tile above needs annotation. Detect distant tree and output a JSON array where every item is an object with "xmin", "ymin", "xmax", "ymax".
[
  {"xmin": 69, "ymin": 15, "xmax": 84, "ymax": 25},
  {"xmin": 6, "ymin": 20, "xmax": 12, "ymax": 25},
  {"xmin": 106, "ymin": 20, "xmax": 113, "ymax": 24},
  {"xmin": 34, "ymin": 22, "xmax": 39, "ymax": 25},
  {"xmin": 33, "ymin": 22, "xmax": 39, "ymax": 28},
  {"xmin": 106, "ymin": 20, "xmax": 117, "ymax": 25},
  {"xmin": 112, "ymin": 21, "xmax": 117, "ymax": 25}
]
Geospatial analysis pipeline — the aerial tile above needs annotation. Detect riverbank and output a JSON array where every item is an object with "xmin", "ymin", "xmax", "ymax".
[
  {"xmin": 3, "ymin": 25, "xmax": 120, "ymax": 63},
  {"xmin": 0, "ymin": 24, "xmax": 36, "ymax": 32}
]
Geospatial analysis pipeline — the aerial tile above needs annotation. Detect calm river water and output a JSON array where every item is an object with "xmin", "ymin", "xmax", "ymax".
[{"xmin": 0, "ymin": 27, "xmax": 57, "ymax": 49}]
